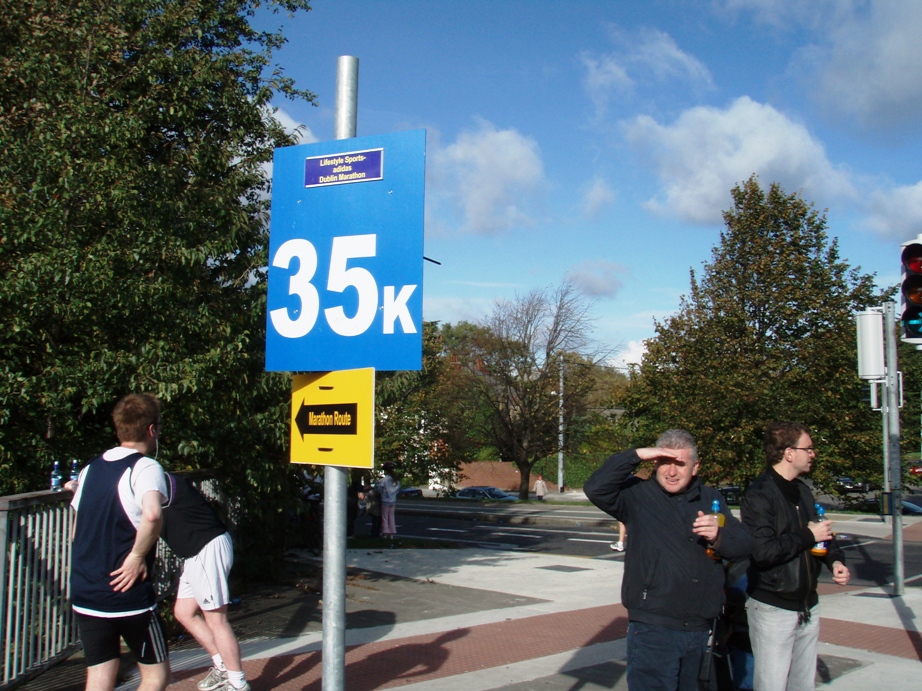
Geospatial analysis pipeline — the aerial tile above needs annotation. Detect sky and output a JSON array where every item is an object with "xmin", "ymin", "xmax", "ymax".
[{"xmin": 255, "ymin": 0, "xmax": 922, "ymax": 367}]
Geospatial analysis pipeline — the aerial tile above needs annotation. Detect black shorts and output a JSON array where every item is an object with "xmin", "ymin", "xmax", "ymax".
[{"xmin": 75, "ymin": 609, "xmax": 169, "ymax": 666}]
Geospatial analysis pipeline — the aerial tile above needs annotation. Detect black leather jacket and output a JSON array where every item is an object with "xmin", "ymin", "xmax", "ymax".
[
  {"xmin": 741, "ymin": 470, "xmax": 845, "ymax": 611},
  {"xmin": 585, "ymin": 450, "xmax": 753, "ymax": 631}
]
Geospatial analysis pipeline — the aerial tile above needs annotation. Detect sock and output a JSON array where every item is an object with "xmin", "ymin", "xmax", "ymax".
[
  {"xmin": 212, "ymin": 654, "xmax": 226, "ymax": 672},
  {"xmin": 227, "ymin": 670, "xmax": 247, "ymax": 689}
]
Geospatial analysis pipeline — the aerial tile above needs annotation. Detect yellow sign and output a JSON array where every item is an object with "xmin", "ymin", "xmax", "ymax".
[{"xmin": 290, "ymin": 368, "xmax": 374, "ymax": 468}]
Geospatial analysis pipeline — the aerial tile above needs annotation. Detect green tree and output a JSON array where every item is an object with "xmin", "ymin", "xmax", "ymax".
[
  {"xmin": 621, "ymin": 176, "xmax": 883, "ymax": 489},
  {"xmin": 443, "ymin": 280, "xmax": 608, "ymax": 498},
  {"xmin": 374, "ymin": 322, "xmax": 466, "ymax": 491},
  {"xmin": 0, "ymin": 0, "xmax": 314, "ymax": 519}
]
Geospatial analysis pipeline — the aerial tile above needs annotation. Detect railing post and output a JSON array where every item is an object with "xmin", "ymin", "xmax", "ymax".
[{"xmin": 0, "ymin": 502, "xmax": 9, "ymax": 685}]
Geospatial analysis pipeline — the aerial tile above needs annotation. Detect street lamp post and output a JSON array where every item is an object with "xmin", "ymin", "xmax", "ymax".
[{"xmin": 558, "ymin": 357, "xmax": 564, "ymax": 493}]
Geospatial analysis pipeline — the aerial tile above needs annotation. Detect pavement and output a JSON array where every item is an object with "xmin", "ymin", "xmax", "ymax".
[{"xmin": 21, "ymin": 493, "xmax": 922, "ymax": 690}]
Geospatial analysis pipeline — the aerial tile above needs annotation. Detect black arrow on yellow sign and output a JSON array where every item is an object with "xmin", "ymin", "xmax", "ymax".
[{"xmin": 294, "ymin": 401, "xmax": 358, "ymax": 437}]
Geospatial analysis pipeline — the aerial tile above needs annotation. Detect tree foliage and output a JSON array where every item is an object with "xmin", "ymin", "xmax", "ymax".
[
  {"xmin": 443, "ymin": 280, "xmax": 608, "ymax": 498},
  {"xmin": 0, "ymin": 0, "xmax": 314, "ymax": 521},
  {"xmin": 621, "ymin": 177, "xmax": 883, "ymax": 489},
  {"xmin": 374, "ymin": 322, "xmax": 466, "ymax": 491}
]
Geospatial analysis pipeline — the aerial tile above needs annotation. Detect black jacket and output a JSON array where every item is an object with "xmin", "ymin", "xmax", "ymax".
[
  {"xmin": 741, "ymin": 469, "xmax": 845, "ymax": 611},
  {"xmin": 584, "ymin": 449, "xmax": 753, "ymax": 631}
]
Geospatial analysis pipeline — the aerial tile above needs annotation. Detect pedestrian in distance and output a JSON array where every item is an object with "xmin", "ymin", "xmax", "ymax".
[
  {"xmin": 741, "ymin": 422, "xmax": 850, "ymax": 691},
  {"xmin": 610, "ymin": 521, "xmax": 627, "ymax": 552},
  {"xmin": 347, "ymin": 474, "xmax": 363, "ymax": 538},
  {"xmin": 584, "ymin": 429, "xmax": 753, "ymax": 691},
  {"xmin": 378, "ymin": 462, "xmax": 400, "ymax": 539},
  {"xmin": 534, "ymin": 474, "xmax": 548, "ymax": 500},
  {"xmin": 69, "ymin": 393, "xmax": 171, "ymax": 691},
  {"xmin": 364, "ymin": 479, "xmax": 382, "ymax": 538}
]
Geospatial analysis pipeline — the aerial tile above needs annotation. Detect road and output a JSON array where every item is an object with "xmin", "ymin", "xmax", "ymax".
[{"xmin": 387, "ymin": 500, "xmax": 922, "ymax": 590}]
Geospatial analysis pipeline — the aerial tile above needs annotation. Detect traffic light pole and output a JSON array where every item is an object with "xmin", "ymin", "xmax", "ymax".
[
  {"xmin": 857, "ymin": 304, "xmax": 904, "ymax": 594},
  {"xmin": 883, "ymin": 302, "xmax": 904, "ymax": 595}
]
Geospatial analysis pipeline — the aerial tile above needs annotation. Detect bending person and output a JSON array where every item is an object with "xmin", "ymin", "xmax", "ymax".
[{"xmin": 161, "ymin": 472, "xmax": 249, "ymax": 691}]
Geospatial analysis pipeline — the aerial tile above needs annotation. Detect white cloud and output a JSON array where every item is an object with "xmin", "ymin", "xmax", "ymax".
[
  {"xmin": 271, "ymin": 106, "xmax": 318, "ymax": 144},
  {"xmin": 623, "ymin": 96, "xmax": 855, "ymax": 225},
  {"xmin": 721, "ymin": 1, "xmax": 922, "ymax": 134},
  {"xmin": 582, "ymin": 25, "xmax": 714, "ymax": 117},
  {"xmin": 567, "ymin": 260, "xmax": 625, "ymax": 298},
  {"xmin": 630, "ymin": 27, "xmax": 714, "ymax": 87},
  {"xmin": 610, "ymin": 340, "xmax": 646, "ymax": 369},
  {"xmin": 715, "ymin": 0, "xmax": 841, "ymax": 28},
  {"xmin": 806, "ymin": 1, "xmax": 922, "ymax": 133},
  {"xmin": 582, "ymin": 53, "xmax": 633, "ymax": 115},
  {"xmin": 866, "ymin": 181, "xmax": 922, "ymax": 240},
  {"xmin": 580, "ymin": 177, "xmax": 617, "ymax": 219},
  {"xmin": 428, "ymin": 119, "xmax": 547, "ymax": 236},
  {"xmin": 423, "ymin": 294, "xmax": 495, "ymax": 325}
]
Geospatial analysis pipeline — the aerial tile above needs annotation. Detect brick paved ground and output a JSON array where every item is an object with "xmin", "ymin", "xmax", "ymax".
[
  {"xmin": 167, "ymin": 605, "xmax": 629, "ymax": 690},
  {"xmin": 161, "ymin": 604, "xmax": 918, "ymax": 691}
]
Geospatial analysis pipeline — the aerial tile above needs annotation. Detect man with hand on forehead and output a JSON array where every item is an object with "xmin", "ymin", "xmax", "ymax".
[{"xmin": 585, "ymin": 429, "xmax": 753, "ymax": 691}]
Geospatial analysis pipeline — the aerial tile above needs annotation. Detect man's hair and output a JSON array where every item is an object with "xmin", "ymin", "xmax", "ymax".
[
  {"xmin": 112, "ymin": 393, "xmax": 160, "ymax": 443},
  {"xmin": 655, "ymin": 429, "xmax": 699, "ymax": 462},
  {"xmin": 764, "ymin": 421, "xmax": 810, "ymax": 465}
]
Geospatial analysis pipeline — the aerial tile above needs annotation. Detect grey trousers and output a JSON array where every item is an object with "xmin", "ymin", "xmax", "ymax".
[{"xmin": 746, "ymin": 599, "xmax": 819, "ymax": 691}]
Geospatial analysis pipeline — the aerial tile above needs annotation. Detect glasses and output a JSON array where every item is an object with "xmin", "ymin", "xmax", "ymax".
[{"xmin": 789, "ymin": 446, "xmax": 814, "ymax": 453}]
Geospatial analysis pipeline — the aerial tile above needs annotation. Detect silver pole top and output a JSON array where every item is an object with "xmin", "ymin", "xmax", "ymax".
[{"xmin": 335, "ymin": 56, "xmax": 359, "ymax": 140}]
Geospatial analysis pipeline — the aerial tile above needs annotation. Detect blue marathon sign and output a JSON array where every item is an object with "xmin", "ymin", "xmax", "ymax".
[{"xmin": 266, "ymin": 130, "xmax": 426, "ymax": 372}]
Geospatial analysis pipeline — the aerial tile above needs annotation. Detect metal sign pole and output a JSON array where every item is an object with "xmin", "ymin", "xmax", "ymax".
[{"xmin": 322, "ymin": 55, "xmax": 359, "ymax": 691}]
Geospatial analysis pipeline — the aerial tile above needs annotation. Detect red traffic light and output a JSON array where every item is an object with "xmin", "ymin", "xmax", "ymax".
[{"xmin": 902, "ymin": 243, "xmax": 922, "ymax": 274}]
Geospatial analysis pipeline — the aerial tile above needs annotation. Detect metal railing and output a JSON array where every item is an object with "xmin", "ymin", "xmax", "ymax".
[
  {"xmin": 0, "ymin": 472, "xmax": 227, "ymax": 689},
  {"xmin": 0, "ymin": 490, "xmax": 77, "ymax": 689}
]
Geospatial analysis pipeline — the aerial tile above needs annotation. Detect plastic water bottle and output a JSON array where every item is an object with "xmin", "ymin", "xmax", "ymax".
[
  {"xmin": 811, "ymin": 503, "xmax": 828, "ymax": 556},
  {"xmin": 69, "ymin": 459, "xmax": 79, "ymax": 484},
  {"xmin": 706, "ymin": 499, "xmax": 724, "ymax": 560},
  {"xmin": 711, "ymin": 499, "xmax": 726, "ymax": 528},
  {"xmin": 50, "ymin": 461, "xmax": 62, "ymax": 492}
]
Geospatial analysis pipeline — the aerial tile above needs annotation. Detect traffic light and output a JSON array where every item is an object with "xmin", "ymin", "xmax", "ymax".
[{"xmin": 901, "ymin": 239, "xmax": 922, "ymax": 343}]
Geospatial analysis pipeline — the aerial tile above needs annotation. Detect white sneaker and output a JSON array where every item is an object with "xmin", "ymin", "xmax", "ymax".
[
  {"xmin": 197, "ymin": 667, "xmax": 227, "ymax": 691},
  {"xmin": 610, "ymin": 541, "xmax": 624, "ymax": 552},
  {"xmin": 219, "ymin": 683, "xmax": 251, "ymax": 691}
]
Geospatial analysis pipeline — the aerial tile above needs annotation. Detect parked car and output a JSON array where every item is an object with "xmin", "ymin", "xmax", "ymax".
[
  {"xmin": 718, "ymin": 486, "xmax": 741, "ymax": 505},
  {"xmin": 455, "ymin": 486, "xmax": 518, "ymax": 502},
  {"xmin": 836, "ymin": 477, "xmax": 879, "ymax": 494},
  {"xmin": 902, "ymin": 499, "xmax": 922, "ymax": 515},
  {"xmin": 908, "ymin": 462, "xmax": 922, "ymax": 479},
  {"xmin": 397, "ymin": 487, "xmax": 423, "ymax": 498}
]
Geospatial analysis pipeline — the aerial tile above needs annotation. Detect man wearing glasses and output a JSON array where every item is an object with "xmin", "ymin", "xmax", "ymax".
[
  {"xmin": 741, "ymin": 422, "xmax": 850, "ymax": 691},
  {"xmin": 70, "ymin": 393, "xmax": 170, "ymax": 691}
]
